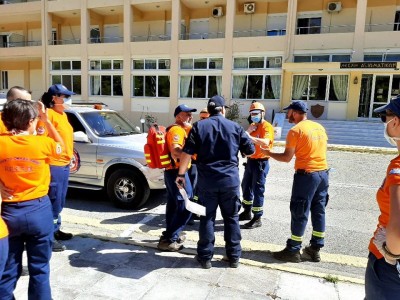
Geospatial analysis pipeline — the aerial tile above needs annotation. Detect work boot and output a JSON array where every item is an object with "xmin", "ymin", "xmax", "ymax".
[
  {"xmin": 54, "ymin": 230, "xmax": 73, "ymax": 241},
  {"xmin": 243, "ymin": 216, "xmax": 262, "ymax": 229},
  {"xmin": 195, "ymin": 255, "xmax": 212, "ymax": 269},
  {"xmin": 52, "ymin": 240, "xmax": 66, "ymax": 252},
  {"xmin": 229, "ymin": 259, "xmax": 240, "ymax": 268},
  {"xmin": 273, "ymin": 248, "xmax": 301, "ymax": 263},
  {"xmin": 302, "ymin": 245, "xmax": 321, "ymax": 262},
  {"xmin": 239, "ymin": 209, "xmax": 251, "ymax": 221}
]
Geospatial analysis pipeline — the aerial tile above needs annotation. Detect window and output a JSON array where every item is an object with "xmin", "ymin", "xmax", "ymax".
[
  {"xmin": 90, "ymin": 59, "xmax": 123, "ymax": 70},
  {"xmin": 132, "ymin": 75, "xmax": 170, "ymax": 97},
  {"xmin": 1, "ymin": 71, "xmax": 8, "ymax": 90},
  {"xmin": 50, "ymin": 60, "xmax": 81, "ymax": 94},
  {"xmin": 364, "ymin": 53, "xmax": 400, "ymax": 62},
  {"xmin": 90, "ymin": 75, "xmax": 123, "ymax": 96},
  {"xmin": 394, "ymin": 11, "xmax": 400, "ymax": 31},
  {"xmin": 232, "ymin": 75, "xmax": 281, "ymax": 100},
  {"xmin": 179, "ymin": 75, "xmax": 221, "ymax": 98},
  {"xmin": 233, "ymin": 56, "xmax": 282, "ymax": 69},
  {"xmin": 133, "ymin": 59, "xmax": 170, "ymax": 70},
  {"xmin": 297, "ymin": 17, "xmax": 321, "ymax": 35},
  {"xmin": 132, "ymin": 58, "xmax": 171, "ymax": 98},
  {"xmin": 294, "ymin": 55, "xmax": 351, "ymax": 63},
  {"xmin": 180, "ymin": 58, "xmax": 223, "ymax": 70},
  {"xmin": 291, "ymin": 74, "xmax": 349, "ymax": 101}
]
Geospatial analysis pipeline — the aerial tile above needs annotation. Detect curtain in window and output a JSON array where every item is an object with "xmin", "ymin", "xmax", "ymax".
[
  {"xmin": 180, "ymin": 76, "xmax": 191, "ymax": 97},
  {"xmin": 92, "ymin": 76, "xmax": 100, "ymax": 95},
  {"xmin": 292, "ymin": 75, "xmax": 308, "ymax": 99},
  {"xmin": 332, "ymin": 75, "xmax": 348, "ymax": 101},
  {"xmin": 232, "ymin": 76, "xmax": 246, "ymax": 98},
  {"xmin": 215, "ymin": 59, "xmax": 223, "ymax": 95},
  {"xmin": 270, "ymin": 75, "xmax": 281, "ymax": 99}
]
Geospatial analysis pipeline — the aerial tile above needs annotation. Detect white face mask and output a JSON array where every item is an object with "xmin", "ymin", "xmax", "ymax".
[
  {"xmin": 64, "ymin": 98, "xmax": 72, "ymax": 106},
  {"xmin": 384, "ymin": 118, "xmax": 400, "ymax": 146}
]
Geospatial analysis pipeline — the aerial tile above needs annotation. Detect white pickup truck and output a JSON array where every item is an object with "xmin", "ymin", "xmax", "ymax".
[{"xmin": 65, "ymin": 105, "xmax": 165, "ymax": 209}]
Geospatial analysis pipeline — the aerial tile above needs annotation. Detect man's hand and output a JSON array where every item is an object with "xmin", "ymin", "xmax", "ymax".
[
  {"xmin": 262, "ymin": 149, "xmax": 271, "ymax": 156},
  {"xmin": 0, "ymin": 180, "xmax": 13, "ymax": 200},
  {"xmin": 373, "ymin": 227, "xmax": 397, "ymax": 265},
  {"xmin": 37, "ymin": 101, "xmax": 48, "ymax": 122},
  {"xmin": 175, "ymin": 176, "xmax": 186, "ymax": 189},
  {"xmin": 247, "ymin": 124, "xmax": 257, "ymax": 134}
]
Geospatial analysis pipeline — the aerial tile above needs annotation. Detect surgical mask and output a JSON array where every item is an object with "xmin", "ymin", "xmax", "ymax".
[
  {"xmin": 384, "ymin": 118, "xmax": 400, "ymax": 146},
  {"xmin": 251, "ymin": 114, "xmax": 261, "ymax": 123},
  {"xmin": 64, "ymin": 98, "xmax": 72, "ymax": 106}
]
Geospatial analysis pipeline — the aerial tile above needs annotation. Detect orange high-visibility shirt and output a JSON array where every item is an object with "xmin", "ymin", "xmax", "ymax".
[
  {"xmin": 286, "ymin": 120, "xmax": 328, "ymax": 172},
  {"xmin": 0, "ymin": 135, "xmax": 62, "ymax": 202},
  {"xmin": 369, "ymin": 156, "xmax": 400, "ymax": 259},
  {"xmin": 249, "ymin": 120, "xmax": 274, "ymax": 159},
  {"xmin": 165, "ymin": 124, "xmax": 191, "ymax": 170},
  {"xmin": 47, "ymin": 109, "xmax": 73, "ymax": 166},
  {"xmin": 0, "ymin": 113, "xmax": 6, "ymax": 134}
]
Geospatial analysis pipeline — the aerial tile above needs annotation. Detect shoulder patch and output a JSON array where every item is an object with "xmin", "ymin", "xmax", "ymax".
[
  {"xmin": 173, "ymin": 134, "xmax": 180, "ymax": 142},
  {"xmin": 389, "ymin": 168, "xmax": 400, "ymax": 175}
]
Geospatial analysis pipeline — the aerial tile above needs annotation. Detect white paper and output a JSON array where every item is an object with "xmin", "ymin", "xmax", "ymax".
[{"xmin": 179, "ymin": 188, "xmax": 206, "ymax": 216}]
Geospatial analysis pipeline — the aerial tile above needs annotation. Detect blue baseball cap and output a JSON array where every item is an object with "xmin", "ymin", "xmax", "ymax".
[
  {"xmin": 283, "ymin": 100, "xmax": 308, "ymax": 113},
  {"xmin": 48, "ymin": 84, "xmax": 76, "ymax": 96},
  {"xmin": 207, "ymin": 95, "xmax": 230, "ymax": 108},
  {"xmin": 374, "ymin": 95, "xmax": 400, "ymax": 116},
  {"xmin": 174, "ymin": 104, "xmax": 197, "ymax": 117}
]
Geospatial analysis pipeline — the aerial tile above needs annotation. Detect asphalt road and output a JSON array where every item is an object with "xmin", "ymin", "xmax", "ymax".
[{"xmin": 63, "ymin": 147, "xmax": 393, "ymax": 282}]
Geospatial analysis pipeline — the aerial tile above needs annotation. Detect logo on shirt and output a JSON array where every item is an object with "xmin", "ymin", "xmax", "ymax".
[
  {"xmin": 56, "ymin": 144, "xmax": 62, "ymax": 155},
  {"xmin": 70, "ymin": 149, "xmax": 81, "ymax": 174},
  {"xmin": 389, "ymin": 168, "xmax": 400, "ymax": 175},
  {"xmin": 173, "ymin": 134, "xmax": 180, "ymax": 142}
]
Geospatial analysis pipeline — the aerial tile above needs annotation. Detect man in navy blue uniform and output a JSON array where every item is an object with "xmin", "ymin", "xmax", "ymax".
[{"xmin": 176, "ymin": 95, "xmax": 255, "ymax": 269}]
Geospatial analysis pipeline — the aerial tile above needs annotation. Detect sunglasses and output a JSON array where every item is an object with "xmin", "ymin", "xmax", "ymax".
[{"xmin": 380, "ymin": 114, "xmax": 396, "ymax": 122}]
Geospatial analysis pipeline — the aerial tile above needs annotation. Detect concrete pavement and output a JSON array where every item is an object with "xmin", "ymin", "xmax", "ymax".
[{"xmin": 14, "ymin": 235, "xmax": 365, "ymax": 300}]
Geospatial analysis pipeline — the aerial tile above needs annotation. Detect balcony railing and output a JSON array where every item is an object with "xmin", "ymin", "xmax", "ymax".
[
  {"xmin": 0, "ymin": 40, "xmax": 41, "ymax": 47},
  {"xmin": 296, "ymin": 24, "xmax": 355, "ymax": 35},
  {"xmin": 365, "ymin": 22, "xmax": 400, "ymax": 32},
  {"xmin": 131, "ymin": 34, "xmax": 171, "ymax": 42},
  {"xmin": 0, "ymin": 0, "xmax": 40, "ymax": 3},
  {"xmin": 180, "ymin": 31, "xmax": 225, "ymax": 40},
  {"xmin": 49, "ymin": 38, "xmax": 80, "ymax": 45},
  {"xmin": 88, "ymin": 36, "xmax": 123, "ymax": 44},
  {"xmin": 233, "ymin": 29, "xmax": 286, "ymax": 37}
]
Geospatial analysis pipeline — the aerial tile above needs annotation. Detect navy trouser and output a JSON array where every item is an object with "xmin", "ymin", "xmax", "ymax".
[
  {"xmin": 241, "ymin": 159, "xmax": 270, "ymax": 217},
  {"xmin": 49, "ymin": 164, "xmax": 70, "ymax": 233},
  {"xmin": 164, "ymin": 169, "xmax": 192, "ymax": 243},
  {"xmin": 0, "ymin": 235, "xmax": 8, "ymax": 278},
  {"xmin": 187, "ymin": 164, "xmax": 198, "ymax": 202},
  {"xmin": 197, "ymin": 186, "xmax": 242, "ymax": 261},
  {"xmin": 0, "ymin": 196, "xmax": 53, "ymax": 300},
  {"xmin": 286, "ymin": 170, "xmax": 329, "ymax": 252},
  {"xmin": 365, "ymin": 253, "xmax": 400, "ymax": 299}
]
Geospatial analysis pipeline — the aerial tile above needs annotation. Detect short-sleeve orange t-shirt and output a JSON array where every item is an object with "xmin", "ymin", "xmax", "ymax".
[
  {"xmin": 369, "ymin": 156, "xmax": 400, "ymax": 259},
  {"xmin": 0, "ymin": 135, "xmax": 61, "ymax": 202},
  {"xmin": 46, "ymin": 109, "xmax": 73, "ymax": 166},
  {"xmin": 286, "ymin": 120, "xmax": 328, "ymax": 172},
  {"xmin": 249, "ymin": 120, "xmax": 274, "ymax": 159},
  {"xmin": 165, "ymin": 124, "xmax": 191, "ymax": 170}
]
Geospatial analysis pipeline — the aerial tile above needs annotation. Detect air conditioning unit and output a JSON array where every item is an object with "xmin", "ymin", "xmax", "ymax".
[
  {"xmin": 327, "ymin": 2, "xmax": 342, "ymax": 13},
  {"xmin": 244, "ymin": 3, "xmax": 256, "ymax": 14},
  {"xmin": 212, "ymin": 7, "xmax": 223, "ymax": 18}
]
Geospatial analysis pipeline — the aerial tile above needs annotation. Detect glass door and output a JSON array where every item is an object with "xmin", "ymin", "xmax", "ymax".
[
  {"xmin": 358, "ymin": 74, "xmax": 373, "ymax": 118},
  {"xmin": 371, "ymin": 75, "xmax": 391, "ymax": 118},
  {"xmin": 358, "ymin": 74, "xmax": 391, "ymax": 118}
]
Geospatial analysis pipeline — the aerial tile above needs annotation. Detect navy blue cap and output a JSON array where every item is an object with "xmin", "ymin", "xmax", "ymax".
[
  {"xmin": 207, "ymin": 95, "xmax": 230, "ymax": 109},
  {"xmin": 48, "ymin": 84, "xmax": 75, "ymax": 96},
  {"xmin": 374, "ymin": 96, "xmax": 400, "ymax": 116},
  {"xmin": 174, "ymin": 104, "xmax": 197, "ymax": 117},
  {"xmin": 283, "ymin": 100, "xmax": 308, "ymax": 113}
]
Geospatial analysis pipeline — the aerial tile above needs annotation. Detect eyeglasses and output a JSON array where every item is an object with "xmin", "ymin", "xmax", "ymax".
[{"xmin": 380, "ymin": 114, "xmax": 396, "ymax": 123}]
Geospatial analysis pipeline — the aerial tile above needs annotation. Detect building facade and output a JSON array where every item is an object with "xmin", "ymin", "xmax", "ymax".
[{"xmin": 0, "ymin": 0, "xmax": 399, "ymax": 125}]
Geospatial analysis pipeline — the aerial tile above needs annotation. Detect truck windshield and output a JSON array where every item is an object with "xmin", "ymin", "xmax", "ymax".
[{"xmin": 81, "ymin": 111, "xmax": 138, "ymax": 137}]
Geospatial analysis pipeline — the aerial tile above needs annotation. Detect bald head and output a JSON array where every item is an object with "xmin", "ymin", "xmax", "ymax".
[{"xmin": 6, "ymin": 86, "xmax": 32, "ymax": 101}]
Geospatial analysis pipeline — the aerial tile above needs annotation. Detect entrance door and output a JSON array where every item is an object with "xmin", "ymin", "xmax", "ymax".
[{"xmin": 358, "ymin": 74, "xmax": 391, "ymax": 118}]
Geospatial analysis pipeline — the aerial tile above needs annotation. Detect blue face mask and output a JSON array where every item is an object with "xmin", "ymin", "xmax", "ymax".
[{"xmin": 251, "ymin": 114, "xmax": 261, "ymax": 123}]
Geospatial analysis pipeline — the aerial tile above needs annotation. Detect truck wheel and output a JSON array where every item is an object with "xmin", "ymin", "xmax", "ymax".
[{"xmin": 106, "ymin": 169, "xmax": 149, "ymax": 209}]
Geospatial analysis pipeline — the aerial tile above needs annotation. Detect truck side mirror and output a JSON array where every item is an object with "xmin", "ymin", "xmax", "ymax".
[{"xmin": 73, "ymin": 131, "xmax": 90, "ymax": 143}]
